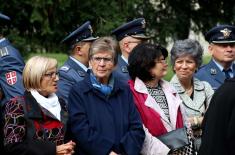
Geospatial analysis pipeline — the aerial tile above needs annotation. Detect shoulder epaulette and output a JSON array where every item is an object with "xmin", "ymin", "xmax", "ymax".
[{"xmin": 60, "ymin": 65, "xmax": 70, "ymax": 72}]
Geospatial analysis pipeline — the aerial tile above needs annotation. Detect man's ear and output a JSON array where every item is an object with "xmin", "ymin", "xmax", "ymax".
[
  {"xmin": 208, "ymin": 44, "xmax": 213, "ymax": 55},
  {"xmin": 75, "ymin": 45, "xmax": 82, "ymax": 56},
  {"xmin": 88, "ymin": 60, "xmax": 92, "ymax": 68}
]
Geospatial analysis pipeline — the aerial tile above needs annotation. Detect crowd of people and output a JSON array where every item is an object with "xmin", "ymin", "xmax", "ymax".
[{"xmin": 1, "ymin": 11, "xmax": 235, "ymax": 155}]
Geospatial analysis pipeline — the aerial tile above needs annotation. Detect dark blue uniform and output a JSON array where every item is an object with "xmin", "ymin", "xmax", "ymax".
[
  {"xmin": 113, "ymin": 55, "xmax": 130, "ymax": 82},
  {"xmin": 195, "ymin": 24, "xmax": 235, "ymax": 91},
  {"xmin": 57, "ymin": 57, "xmax": 87, "ymax": 104},
  {"xmin": 0, "ymin": 38, "xmax": 25, "ymax": 105},
  {"xmin": 0, "ymin": 13, "xmax": 24, "ymax": 154},
  {"xmin": 195, "ymin": 60, "xmax": 235, "ymax": 90},
  {"xmin": 57, "ymin": 21, "xmax": 97, "ymax": 104},
  {"xmin": 111, "ymin": 18, "xmax": 150, "ymax": 83}
]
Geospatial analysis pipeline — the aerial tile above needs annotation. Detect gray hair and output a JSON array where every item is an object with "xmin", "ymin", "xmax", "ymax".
[
  {"xmin": 89, "ymin": 36, "xmax": 118, "ymax": 65},
  {"xmin": 170, "ymin": 39, "xmax": 203, "ymax": 68}
]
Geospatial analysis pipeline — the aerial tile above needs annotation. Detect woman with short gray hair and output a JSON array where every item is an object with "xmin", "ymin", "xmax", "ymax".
[
  {"xmin": 68, "ymin": 36, "xmax": 145, "ymax": 155},
  {"xmin": 170, "ymin": 39, "xmax": 203, "ymax": 69},
  {"xmin": 170, "ymin": 39, "xmax": 214, "ymax": 152}
]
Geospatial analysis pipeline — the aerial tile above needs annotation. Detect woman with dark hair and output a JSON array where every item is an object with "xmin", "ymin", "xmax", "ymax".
[
  {"xmin": 128, "ymin": 43, "xmax": 194, "ymax": 155},
  {"xmin": 170, "ymin": 39, "xmax": 214, "ymax": 151}
]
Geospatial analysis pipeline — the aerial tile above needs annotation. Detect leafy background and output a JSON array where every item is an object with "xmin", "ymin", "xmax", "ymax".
[{"xmin": 1, "ymin": 0, "xmax": 235, "ymax": 55}]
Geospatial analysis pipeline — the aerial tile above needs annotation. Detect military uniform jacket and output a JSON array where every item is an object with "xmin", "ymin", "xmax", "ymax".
[
  {"xmin": 57, "ymin": 57, "xmax": 87, "ymax": 104},
  {"xmin": 195, "ymin": 59, "xmax": 235, "ymax": 90},
  {"xmin": 170, "ymin": 75, "xmax": 214, "ymax": 117},
  {"xmin": 3, "ymin": 91, "xmax": 68, "ymax": 155},
  {"xmin": 113, "ymin": 55, "xmax": 130, "ymax": 82},
  {"xmin": 0, "ymin": 38, "xmax": 25, "ymax": 106},
  {"xmin": 68, "ymin": 74, "xmax": 145, "ymax": 155},
  {"xmin": 199, "ymin": 78, "xmax": 235, "ymax": 155}
]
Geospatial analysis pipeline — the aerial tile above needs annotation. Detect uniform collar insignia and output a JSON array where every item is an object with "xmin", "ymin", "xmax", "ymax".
[
  {"xmin": 121, "ymin": 66, "xmax": 128, "ymax": 73},
  {"xmin": 210, "ymin": 68, "xmax": 217, "ymax": 75},
  {"xmin": 78, "ymin": 70, "xmax": 86, "ymax": 77},
  {"xmin": 220, "ymin": 28, "xmax": 232, "ymax": 38}
]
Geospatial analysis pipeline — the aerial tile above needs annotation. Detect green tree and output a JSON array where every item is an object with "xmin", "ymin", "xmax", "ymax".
[{"xmin": 1, "ymin": 0, "xmax": 235, "ymax": 56}]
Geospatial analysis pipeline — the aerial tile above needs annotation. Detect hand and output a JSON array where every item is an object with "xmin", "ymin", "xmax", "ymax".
[
  {"xmin": 188, "ymin": 116, "xmax": 203, "ymax": 129},
  {"xmin": 56, "ymin": 140, "xmax": 76, "ymax": 155}
]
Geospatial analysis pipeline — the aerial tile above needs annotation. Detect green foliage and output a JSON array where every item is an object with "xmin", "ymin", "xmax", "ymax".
[
  {"xmin": 26, "ymin": 53, "xmax": 68, "ymax": 67},
  {"xmin": 1, "ymin": 0, "xmax": 235, "ymax": 57}
]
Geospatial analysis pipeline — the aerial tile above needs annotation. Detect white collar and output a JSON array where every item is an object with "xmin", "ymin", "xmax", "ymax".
[
  {"xmin": 30, "ymin": 90, "xmax": 61, "ymax": 120},
  {"xmin": 70, "ymin": 56, "xmax": 88, "ymax": 72},
  {"xmin": 121, "ymin": 55, "xmax": 128, "ymax": 64}
]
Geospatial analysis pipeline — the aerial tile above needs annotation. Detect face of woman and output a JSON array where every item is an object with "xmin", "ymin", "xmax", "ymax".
[
  {"xmin": 40, "ymin": 67, "xmax": 59, "ymax": 97},
  {"xmin": 174, "ymin": 55, "xmax": 197, "ymax": 80},
  {"xmin": 150, "ymin": 55, "xmax": 168, "ymax": 80},
  {"xmin": 89, "ymin": 52, "xmax": 115, "ymax": 84}
]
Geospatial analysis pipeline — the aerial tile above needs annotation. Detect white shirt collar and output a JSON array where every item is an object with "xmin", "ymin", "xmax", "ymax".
[
  {"xmin": 121, "ymin": 55, "xmax": 128, "ymax": 64},
  {"xmin": 212, "ymin": 59, "xmax": 233, "ymax": 71},
  {"xmin": 70, "ymin": 56, "xmax": 88, "ymax": 72}
]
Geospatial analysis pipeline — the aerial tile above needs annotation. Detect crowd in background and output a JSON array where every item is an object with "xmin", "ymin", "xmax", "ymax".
[{"xmin": 1, "ymin": 12, "xmax": 235, "ymax": 155}]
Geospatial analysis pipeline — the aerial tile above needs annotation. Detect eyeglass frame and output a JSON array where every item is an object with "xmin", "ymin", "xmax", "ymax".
[
  {"xmin": 43, "ymin": 71, "xmax": 59, "ymax": 78},
  {"xmin": 91, "ymin": 56, "xmax": 114, "ymax": 64}
]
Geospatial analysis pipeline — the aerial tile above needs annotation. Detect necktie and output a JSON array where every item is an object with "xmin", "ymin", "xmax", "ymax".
[{"xmin": 223, "ymin": 69, "xmax": 232, "ymax": 79}]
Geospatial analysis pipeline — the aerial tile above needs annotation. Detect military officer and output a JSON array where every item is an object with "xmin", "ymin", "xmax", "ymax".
[
  {"xmin": 195, "ymin": 25, "xmax": 235, "ymax": 90},
  {"xmin": 0, "ymin": 13, "xmax": 25, "ymax": 105},
  {"xmin": 0, "ymin": 12, "xmax": 25, "ymax": 154},
  {"xmin": 57, "ymin": 21, "xmax": 98, "ymax": 104},
  {"xmin": 111, "ymin": 18, "xmax": 150, "ymax": 82}
]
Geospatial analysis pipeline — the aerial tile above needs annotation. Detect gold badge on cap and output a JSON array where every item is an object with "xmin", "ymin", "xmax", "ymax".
[
  {"xmin": 141, "ymin": 19, "xmax": 146, "ymax": 28},
  {"xmin": 88, "ymin": 25, "xmax": 93, "ymax": 33},
  {"xmin": 220, "ymin": 28, "xmax": 231, "ymax": 38}
]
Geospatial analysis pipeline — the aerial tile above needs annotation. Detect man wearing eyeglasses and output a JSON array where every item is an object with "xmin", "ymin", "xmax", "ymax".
[
  {"xmin": 111, "ymin": 18, "xmax": 150, "ymax": 82},
  {"xmin": 195, "ymin": 25, "xmax": 235, "ymax": 91},
  {"xmin": 57, "ymin": 21, "xmax": 98, "ymax": 104}
]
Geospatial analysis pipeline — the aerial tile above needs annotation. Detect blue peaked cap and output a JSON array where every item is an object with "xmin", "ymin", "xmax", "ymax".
[
  {"xmin": 111, "ymin": 18, "xmax": 150, "ymax": 41},
  {"xmin": 61, "ymin": 21, "xmax": 98, "ymax": 45},
  {"xmin": 205, "ymin": 24, "xmax": 235, "ymax": 43}
]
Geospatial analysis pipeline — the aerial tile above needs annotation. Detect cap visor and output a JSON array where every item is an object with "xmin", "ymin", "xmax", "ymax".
[
  {"xmin": 82, "ymin": 36, "xmax": 99, "ymax": 42},
  {"xmin": 131, "ymin": 34, "xmax": 151, "ymax": 40},
  {"xmin": 0, "ymin": 13, "xmax": 10, "ymax": 21},
  {"xmin": 212, "ymin": 40, "xmax": 235, "ymax": 44}
]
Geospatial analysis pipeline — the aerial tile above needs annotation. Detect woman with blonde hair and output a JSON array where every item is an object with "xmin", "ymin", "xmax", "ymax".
[{"xmin": 3, "ymin": 56, "xmax": 75, "ymax": 155}]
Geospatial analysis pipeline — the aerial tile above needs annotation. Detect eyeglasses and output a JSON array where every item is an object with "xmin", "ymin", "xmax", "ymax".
[
  {"xmin": 44, "ymin": 71, "xmax": 59, "ymax": 78},
  {"xmin": 92, "ymin": 56, "xmax": 113, "ymax": 63}
]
